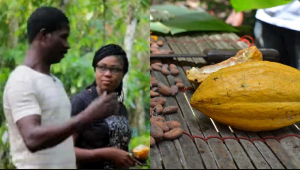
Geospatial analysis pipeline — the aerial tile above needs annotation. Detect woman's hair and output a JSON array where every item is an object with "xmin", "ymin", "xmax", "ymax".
[{"xmin": 87, "ymin": 44, "xmax": 129, "ymax": 98}]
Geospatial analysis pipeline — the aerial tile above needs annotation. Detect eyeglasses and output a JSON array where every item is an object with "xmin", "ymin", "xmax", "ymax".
[{"xmin": 96, "ymin": 65, "xmax": 123, "ymax": 74}]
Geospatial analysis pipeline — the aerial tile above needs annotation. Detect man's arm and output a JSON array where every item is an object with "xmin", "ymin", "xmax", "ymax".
[
  {"xmin": 16, "ymin": 113, "xmax": 85, "ymax": 153},
  {"xmin": 14, "ymin": 91, "xmax": 118, "ymax": 153}
]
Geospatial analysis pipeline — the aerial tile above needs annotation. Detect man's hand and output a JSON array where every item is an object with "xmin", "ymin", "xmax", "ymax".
[{"xmin": 81, "ymin": 91, "xmax": 119, "ymax": 123}]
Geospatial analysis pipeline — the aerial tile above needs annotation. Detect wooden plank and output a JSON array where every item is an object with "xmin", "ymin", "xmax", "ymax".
[
  {"xmin": 233, "ymin": 129, "xmax": 271, "ymax": 169},
  {"xmin": 165, "ymin": 36, "xmax": 182, "ymax": 55},
  {"xmin": 258, "ymin": 131, "xmax": 300, "ymax": 168},
  {"xmin": 167, "ymin": 61, "xmax": 219, "ymax": 169},
  {"xmin": 186, "ymin": 92, "xmax": 237, "ymax": 169},
  {"xmin": 183, "ymin": 36, "xmax": 207, "ymax": 66},
  {"xmin": 150, "ymin": 144, "xmax": 163, "ymax": 169},
  {"xmin": 207, "ymin": 34, "xmax": 225, "ymax": 50},
  {"xmin": 226, "ymin": 33, "xmax": 249, "ymax": 49},
  {"xmin": 192, "ymin": 34, "xmax": 211, "ymax": 54},
  {"xmin": 214, "ymin": 123, "xmax": 255, "ymax": 169},
  {"xmin": 157, "ymin": 140, "xmax": 184, "ymax": 169},
  {"xmin": 201, "ymin": 34, "xmax": 218, "ymax": 49},
  {"xmin": 154, "ymin": 68, "xmax": 205, "ymax": 169},
  {"xmin": 210, "ymin": 34, "xmax": 233, "ymax": 49},
  {"xmin": 247, "ymin": 132, "xmax": 285, "ymax": 169},
  {"xmin": 221, "ymin": 33, "xmax": 243, "ymax": 50},
  {"xmin": 151, "ymin": 70, "xmax": 185, "ymax": 169},
  {"xmin": 288, "ymin": 124, "xmax": 300, "ymax": 136},
  {"xmin": 172, "ymin": 36, "xmax": 189, "ymax": 54},
  {"xmin": 176, "ymin": 36, "xmax": 197, "ymax": 66},
  {"xmin": 271, "ymin": 127, "xmax": 300, "ymax": 163}
]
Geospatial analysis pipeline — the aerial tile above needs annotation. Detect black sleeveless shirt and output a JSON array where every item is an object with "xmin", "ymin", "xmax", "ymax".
[{"xmin": 71, "ymin": 86, "xmax": 132, "ymax": 169}]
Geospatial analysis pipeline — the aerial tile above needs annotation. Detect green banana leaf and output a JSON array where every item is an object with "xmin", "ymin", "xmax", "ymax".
[
  {"xmin": 150, "ymin": 22, "xmax": 170, "ymax": 34},
  {"xmin": 230, "ymin": 0, "xmax": 294, "ymax": 12},
  {"xmin": 150, "ymin": 5, "xmax": 238, "ymax": 35}
]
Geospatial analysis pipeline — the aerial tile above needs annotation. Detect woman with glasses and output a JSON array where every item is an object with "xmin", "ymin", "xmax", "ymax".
[{"xmin": 70, "ymin": 44, "xmax": 136, "ymax": 169}]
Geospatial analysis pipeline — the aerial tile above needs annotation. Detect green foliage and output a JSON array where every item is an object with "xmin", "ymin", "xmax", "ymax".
[
  {"xmin": 230, "ymin": 0, "xmax": 293, "ymax": 12},
  {"xmin": 0, "ymin": 0, "xmax": 150, "ymax": 168},
  {"xmin": 151, "ymin": 5, "xmax": 238, "ymax": 34}
]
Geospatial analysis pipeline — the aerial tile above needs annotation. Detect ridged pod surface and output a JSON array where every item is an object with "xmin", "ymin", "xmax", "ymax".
[{"xmin": 191, "ymin": 61, "xmax": 300, "ymax": 131}]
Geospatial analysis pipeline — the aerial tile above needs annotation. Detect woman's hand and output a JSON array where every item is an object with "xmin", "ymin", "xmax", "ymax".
[{"xmin": 109, "ymin": 148, "xmax": 137, "ymax": 169}]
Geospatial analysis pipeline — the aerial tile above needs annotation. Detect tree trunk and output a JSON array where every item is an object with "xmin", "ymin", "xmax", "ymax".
[
  {"xmin": 8, "ymin": 17, "xmax": 18, "ymax": 48},
  {"xmin": 123, "ymin": 3, "xmax": 146, "ymax": 134},
  {"xmin": 136, "ymin": 90, "xmax": 145, "ymax": 134},
  {"xmin": 123, "ymin": 3, "xmax": 137, "ymax": 99}
]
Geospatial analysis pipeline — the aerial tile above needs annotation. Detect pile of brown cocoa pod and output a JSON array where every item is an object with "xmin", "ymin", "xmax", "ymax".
[
  {"xmin": 150, "ymin": 62, "xmax": 185, "ymax": 147},
  {"xmin": 150, "ymin": 37, "xmax": 174, "ymax": 55}
]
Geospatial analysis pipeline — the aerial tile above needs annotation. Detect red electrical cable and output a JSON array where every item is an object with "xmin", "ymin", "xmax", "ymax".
[{"xmin": 237, "ymin": 35, "xmax": 255, "ymax": 47}]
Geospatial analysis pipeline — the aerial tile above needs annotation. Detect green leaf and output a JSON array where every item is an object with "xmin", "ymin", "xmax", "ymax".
[
  {"xmin": 151, "ymin": 5, "xmax": 238, "ymax": 34},
  {"xmin": 150, "ymin": 22, "xmax": 170, "ymax": 34},
  {"xmin": 230, "ymin": 0, "xmax": 293, "ymax": 12}
]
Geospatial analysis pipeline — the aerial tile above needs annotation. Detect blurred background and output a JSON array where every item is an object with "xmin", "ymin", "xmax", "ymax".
[
  {"xmin": 0, "ymin": 0, "xmax": 150, "ymax": 168},
  {"xmin": 151, "ymin": 0, "xmax": 257, "ymax": 36}
]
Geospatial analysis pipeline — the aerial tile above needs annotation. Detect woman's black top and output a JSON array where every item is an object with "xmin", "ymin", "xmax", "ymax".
[{"xmin": 71, "ymin": 86, "xmax": 132, "ymax": 169}]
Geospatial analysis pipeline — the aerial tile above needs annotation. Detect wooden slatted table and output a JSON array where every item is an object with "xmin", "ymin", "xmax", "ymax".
[{"xmin": 150, "ymin": 33, "xmax": 300, "ymax": 169}]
